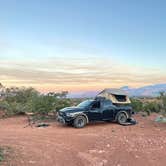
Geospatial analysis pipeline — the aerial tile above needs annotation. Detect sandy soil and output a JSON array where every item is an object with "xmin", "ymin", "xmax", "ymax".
[{"xmin": 0, "ymin": 114, "xmax": 165, "ymax": 166}]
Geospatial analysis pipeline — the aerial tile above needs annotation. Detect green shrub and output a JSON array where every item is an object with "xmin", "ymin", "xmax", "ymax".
[
  {"xmin": 143, "ymin": 102, "xmax": 160, "ymax": 113},
  {"xmin": 0, "ymin": 87, "xmax": 71, "ymax": 117},
  {"xmin": 130, "ymin": 98, "xmax": 143, "ymax": 112},
  {"xmin": 131, "ymin": 98, "xmax": 162, "ymax": 116},
  {"xmin": 27, "ymin": 95, "xmax": 56, "ymax": 115},
  {"xmin": 0, "ymin": 147, "xmax": 4, "ymax": 162},
  {"xmin": 159, "ymin": 92, "xmax": 166, "ymax": 116},
  {"xmin": 55, "ymin": 98, "xmax": 72, "ymax": 111}
]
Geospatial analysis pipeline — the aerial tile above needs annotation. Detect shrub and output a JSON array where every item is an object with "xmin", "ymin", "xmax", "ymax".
[
  {"xmin": 0, "ymin": 147, "xmax": 4, "ymax": 162},
  {"xmin": 0, "ymin": 87, "xmax": 39, "ymax": 116},
  {"xmin": 55, "ymin": 98, "xmax": 72, "ymax": 111},
  {"xmin": 0, "ymin": 87, "xmax": 71, "ymax": 117},
  {"xmin": 27, "ymin": 95, "xmax": 57, "ymax": 115},
  {"xmin": 130, "ymin": 98, "xmax": 143, "ymax": 112},
  {"xmin": 143, "ymin": 102, "xmax": 160, "ymax": 114},
  {"xmin": 131, "ymin": 98, "xmax": 162, "ymax": 116},
  {"xmin": 5, "ymin": 87, "xmax": 39, "ymax": 104},
  {"xmin": 159, "ymin": 92, "xmax": 166, "ymax": 116}
]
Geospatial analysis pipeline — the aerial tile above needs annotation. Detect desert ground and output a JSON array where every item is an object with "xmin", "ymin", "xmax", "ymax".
[{"xmin": 0, "ymin": 114, "xmax": 165, "ymax": 166}]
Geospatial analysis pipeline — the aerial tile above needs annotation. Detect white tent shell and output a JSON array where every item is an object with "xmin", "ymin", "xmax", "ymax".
[{"xmin": 97, "ymin": 88, "xmax": 131, "ymax": 104}]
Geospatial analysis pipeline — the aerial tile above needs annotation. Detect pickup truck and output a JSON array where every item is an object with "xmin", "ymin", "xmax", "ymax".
[{"xmin": 57, "ymin": 89, "xmax": 135, "ymax": 128}]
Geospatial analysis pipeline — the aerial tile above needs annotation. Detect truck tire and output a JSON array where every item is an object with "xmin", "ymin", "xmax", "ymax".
[
  {"xmin": 73, "ymin": 115, "xmax": 87, "ymax": 128},
  {"xmin": 117, "ymin": 112, "xmax": 128, "ymax": 124}
]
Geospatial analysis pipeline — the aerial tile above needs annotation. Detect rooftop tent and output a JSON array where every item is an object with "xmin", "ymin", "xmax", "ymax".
[{"xmin": 96, "ymin": 88, "xmax": 131, "ymax": 104}]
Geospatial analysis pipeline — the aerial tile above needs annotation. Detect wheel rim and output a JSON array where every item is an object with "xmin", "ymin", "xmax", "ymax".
[
  {"xmin": 119, "ymin": 114, "xmax": 127, "ymax": 123},
  {"xmin": 77, "ymin": 118, "xmax": 84, "ymax": 127}
]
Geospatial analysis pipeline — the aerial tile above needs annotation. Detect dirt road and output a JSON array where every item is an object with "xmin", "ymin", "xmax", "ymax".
[{"xmin": 0, "ymin": 114, "xmax": 165, "ymax": 166}]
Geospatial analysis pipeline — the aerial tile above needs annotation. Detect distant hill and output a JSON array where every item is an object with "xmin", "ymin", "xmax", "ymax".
[
  {"xmin": 120, "ymin": 84, "xmax": 166, "ymax": 97},
  {"xmin": 68, "ymin": 83, "xmax": 166, "ymax": 98}
]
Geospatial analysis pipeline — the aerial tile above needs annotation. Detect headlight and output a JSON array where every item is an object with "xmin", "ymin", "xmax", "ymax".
[
  {"xmin": 58, "ymin": 111, "xmax": 63, "ymax": 116},
  {"xmin": 66, "ymin": 112, "xmax": 75, "ymax": 117}
]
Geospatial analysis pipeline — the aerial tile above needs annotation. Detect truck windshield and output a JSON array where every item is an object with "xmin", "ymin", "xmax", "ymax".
[{"xmin": 77, "ymin": 100, "xmax": 93, "ymax": 108}]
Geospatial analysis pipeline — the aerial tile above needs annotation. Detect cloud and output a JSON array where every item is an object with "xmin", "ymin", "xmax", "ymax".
[{"xmin": 0, "ymin": 57, "xmax": 166, "ymax": 92}]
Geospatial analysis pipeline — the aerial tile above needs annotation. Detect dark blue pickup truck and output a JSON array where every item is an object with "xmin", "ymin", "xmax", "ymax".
[{"xmin": 57, "ymin": 89, "xmax": 135, "ymax": 128}]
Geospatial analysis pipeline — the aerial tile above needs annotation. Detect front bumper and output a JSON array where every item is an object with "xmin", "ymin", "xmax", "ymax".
[
  {"xmin": 57, "ymin": 116, "xmax": 66, "ymax": 124},
  {"xmin": 57, "ymin": 115, "xmax": 74, "ymax": 124}
]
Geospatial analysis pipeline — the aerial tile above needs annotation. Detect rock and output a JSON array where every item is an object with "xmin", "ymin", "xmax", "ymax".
[
  {"xmin": 29, "ymin": 160, "xmax": 36, "ymax": 164},
  {"xmin": 89, "ymin": 149, "xmax": 97, "ymax": 153},
  {"xmin": 155, "ymin": 116, "xmax": 166, "ymax": 123},
  {"xmin": 98, "ymin": 150, "xmax": 105, "ymax": 154},
  {"xmin": 106, "ymin": 144, "xmax": 110, "ymax": 148},
  {"xmin": 135, "ymin": 155, "xmax": 139, "ymax": 158}
]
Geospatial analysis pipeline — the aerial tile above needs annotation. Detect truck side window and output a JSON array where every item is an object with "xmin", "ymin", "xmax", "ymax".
[
  {"xmin": 103, "ymin": 100, "xmax": 112, "ymax": 107},
  {"xmin": 91, "ymin": 101, "xmax": 100, "ymax": 109}
]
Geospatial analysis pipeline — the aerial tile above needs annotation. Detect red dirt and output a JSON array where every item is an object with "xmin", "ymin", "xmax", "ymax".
[{"xmin": 0, "ymin": 114, "xmax": 165, "ymax": 166}]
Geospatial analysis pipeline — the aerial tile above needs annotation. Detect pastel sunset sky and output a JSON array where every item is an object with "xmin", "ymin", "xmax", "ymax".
[{"xmin": 0, "ymin": 0, "xmax": 166, "ymax": 92}]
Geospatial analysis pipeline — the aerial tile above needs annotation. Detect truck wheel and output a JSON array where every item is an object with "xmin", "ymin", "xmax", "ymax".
[
  {"xmin": 117, "ymin": 112, "xmax": 127, "ymax": 124},
  {"xmin": 73, "ymin": 115, "xmax": 87, "ymax": 128}
]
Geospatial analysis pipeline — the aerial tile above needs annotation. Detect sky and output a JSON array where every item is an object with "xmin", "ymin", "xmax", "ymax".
[{"xmin": 0, "ymin": 0, "xmax": 166, "ymax": 92}]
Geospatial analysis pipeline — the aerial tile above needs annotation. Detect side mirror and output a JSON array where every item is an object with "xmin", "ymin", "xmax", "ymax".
[
  {"xmin": 91, "ymin": 107, "xmax": 96, "ymax": 110},
  {"xmin": 88, "ymin": 105, "xmax": 95, "ymax": 110}
]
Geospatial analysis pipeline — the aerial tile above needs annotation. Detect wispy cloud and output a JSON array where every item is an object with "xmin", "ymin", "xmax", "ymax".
[{"xmin": 0, "ymin": 57, "xmax": 165, "ymax": 92}]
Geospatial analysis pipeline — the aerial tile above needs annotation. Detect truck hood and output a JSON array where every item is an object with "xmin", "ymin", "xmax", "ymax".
[{"xmin": 59, "ymin": 107, "xmax": 84, "ymax": 113}]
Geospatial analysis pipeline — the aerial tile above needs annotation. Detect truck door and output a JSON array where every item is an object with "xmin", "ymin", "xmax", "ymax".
[
  {"xmin": 102, "ymin": 100, "xmax": 115, "ymax": 120},
  {"xmin": 88, "ymin": 101, "xmax": 102, "ymax": 121}
]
